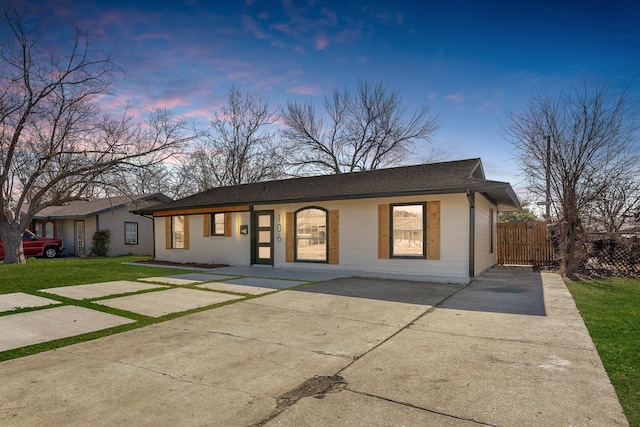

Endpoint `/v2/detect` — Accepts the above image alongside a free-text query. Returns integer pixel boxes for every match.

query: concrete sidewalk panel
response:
[139,273,238,284]
[0,306,135,352]
[540,271,581,308]
[265,389,481,426]
[197,282,275,295]
[223,277,308,289]
[342,328,628,427]
[0,293,61,312]
[95,288,243,317]
[42,281,166,300]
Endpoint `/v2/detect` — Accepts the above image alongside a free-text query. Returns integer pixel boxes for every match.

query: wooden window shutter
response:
[183,216,190,250]
[427,201,441,260]
[203,214,211,237]
[285,212,294,262]
[165,217,171,250]
[224,213,232,237]
[378,204,390,259]
[328,210,339,264]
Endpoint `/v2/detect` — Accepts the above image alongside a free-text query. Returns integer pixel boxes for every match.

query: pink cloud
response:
[314,35,329,50]
[271,22,294,35]
[242,14,270,40]
[287,85,321,96]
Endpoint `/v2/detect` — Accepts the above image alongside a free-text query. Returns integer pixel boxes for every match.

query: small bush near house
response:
[90,229,111,257]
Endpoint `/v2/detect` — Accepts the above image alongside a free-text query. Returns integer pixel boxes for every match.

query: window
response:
[295,207,327,262]
[125,222,138,245]
[212,213,225,236]
[391,203,425,258]
[171,215,185,249]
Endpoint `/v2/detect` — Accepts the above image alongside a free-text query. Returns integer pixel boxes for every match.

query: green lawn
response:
[566,277,640,427]
[0,255,189,293]
[0,256,220,361]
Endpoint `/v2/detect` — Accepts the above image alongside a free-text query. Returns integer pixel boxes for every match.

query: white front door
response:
[75,220,85,255]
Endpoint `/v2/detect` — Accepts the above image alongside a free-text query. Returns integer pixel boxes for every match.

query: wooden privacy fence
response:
[497,221,555,266]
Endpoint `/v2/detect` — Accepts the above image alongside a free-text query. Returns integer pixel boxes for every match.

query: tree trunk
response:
[0,225,26,264]
[558,215,583,279]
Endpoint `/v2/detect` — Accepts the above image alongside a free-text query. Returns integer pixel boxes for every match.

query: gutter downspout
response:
[467,191,475,278]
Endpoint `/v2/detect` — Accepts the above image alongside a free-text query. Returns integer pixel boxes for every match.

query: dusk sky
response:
[10,0,640,199]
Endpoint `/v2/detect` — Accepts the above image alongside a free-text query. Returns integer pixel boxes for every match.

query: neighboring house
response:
[138,159,520,283]
[32,193,172,257]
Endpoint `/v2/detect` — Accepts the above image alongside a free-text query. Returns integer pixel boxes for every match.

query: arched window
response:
[295,207,327,262]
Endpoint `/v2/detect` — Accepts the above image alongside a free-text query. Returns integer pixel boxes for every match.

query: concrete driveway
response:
[0,267,627,426]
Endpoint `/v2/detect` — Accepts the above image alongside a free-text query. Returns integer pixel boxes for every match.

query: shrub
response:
[90,229,112,257]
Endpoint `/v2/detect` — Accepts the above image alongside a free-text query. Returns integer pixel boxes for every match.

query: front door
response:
[252,210,274,265]
[75,220,85,256]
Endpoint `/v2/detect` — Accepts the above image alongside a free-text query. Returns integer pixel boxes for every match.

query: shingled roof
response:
[36,193,172,219]
[142,158,520,214]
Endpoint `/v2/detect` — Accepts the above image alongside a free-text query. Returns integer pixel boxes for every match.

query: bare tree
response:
[281,80,439,174]
[179,86,284,192]
[0,8,189,263]
[588,173,640,234]
[506,83,639,278]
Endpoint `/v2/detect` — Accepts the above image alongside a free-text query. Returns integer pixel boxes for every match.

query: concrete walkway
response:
[0,267,628,426]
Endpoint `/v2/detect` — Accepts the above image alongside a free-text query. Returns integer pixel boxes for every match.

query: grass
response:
[0,255,189,293]
[0,255,244,361]
[566,277,640,427]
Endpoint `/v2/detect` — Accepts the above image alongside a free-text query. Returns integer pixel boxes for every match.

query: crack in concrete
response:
[347,388,499,426]
[245,299,411,328]
[62,349,259,398]
[249,283,471,426]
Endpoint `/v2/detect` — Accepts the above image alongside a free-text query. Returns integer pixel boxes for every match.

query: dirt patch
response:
[132,259,228,269]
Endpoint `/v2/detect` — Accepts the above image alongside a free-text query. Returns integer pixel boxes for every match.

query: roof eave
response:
[138,185,520,215]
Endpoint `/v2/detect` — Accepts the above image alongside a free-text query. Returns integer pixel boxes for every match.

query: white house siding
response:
[263,194,470,283]
[97,208,156,256]
[153,194,474,283]
[154,212,251,266]
[268,195,469,282]
[473,193,498,275]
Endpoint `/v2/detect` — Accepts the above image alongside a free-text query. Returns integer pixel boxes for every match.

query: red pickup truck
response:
[0,231,65,259]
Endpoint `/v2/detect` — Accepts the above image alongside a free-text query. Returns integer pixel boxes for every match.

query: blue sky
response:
[11,0,640,197]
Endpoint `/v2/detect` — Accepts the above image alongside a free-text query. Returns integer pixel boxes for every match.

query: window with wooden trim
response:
[212,213,225,236]
[171,215,186,249]
[391,203,426,258]
[295,207,327,262]
[125,222,138,245]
